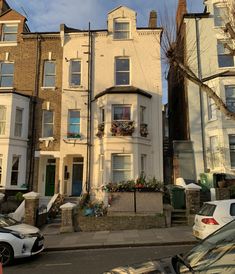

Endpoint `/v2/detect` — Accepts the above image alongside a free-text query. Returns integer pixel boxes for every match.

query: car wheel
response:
[0,243,14,266]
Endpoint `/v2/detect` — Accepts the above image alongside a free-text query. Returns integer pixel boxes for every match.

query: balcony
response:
[140,123,149,137]
[96,122,105,138]
[110,120,135,136]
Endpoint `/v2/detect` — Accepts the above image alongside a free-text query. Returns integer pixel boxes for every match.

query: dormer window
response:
[2,24,18,42]
[114,21,130,39]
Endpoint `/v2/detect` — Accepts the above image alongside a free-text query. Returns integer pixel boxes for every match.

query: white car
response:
[0,215,44,266]
[193,199,235,240]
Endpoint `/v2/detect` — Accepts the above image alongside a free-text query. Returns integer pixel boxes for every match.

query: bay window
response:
[14,108,23,137]
[112,154,131,182]
[113,105,131,121]
[0,106,6,135]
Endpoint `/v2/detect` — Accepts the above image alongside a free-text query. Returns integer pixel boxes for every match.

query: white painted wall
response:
[0,93,29,189]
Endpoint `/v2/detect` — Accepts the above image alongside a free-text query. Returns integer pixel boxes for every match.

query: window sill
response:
[0,87,13,90]
[113,38,133,41]
[0,41,17,47]
[207,118,218,123]
[41,87,56,90]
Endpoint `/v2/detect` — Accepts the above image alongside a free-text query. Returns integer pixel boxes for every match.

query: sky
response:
[7,0,205,103]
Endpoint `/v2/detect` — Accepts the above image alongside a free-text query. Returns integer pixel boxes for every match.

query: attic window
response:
[114,21,130,39]
[1,24,18,42]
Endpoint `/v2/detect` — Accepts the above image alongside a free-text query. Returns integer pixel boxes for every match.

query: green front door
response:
[45,164,55,196]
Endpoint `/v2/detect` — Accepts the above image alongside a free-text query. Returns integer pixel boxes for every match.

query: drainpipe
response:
[195,18,207,172]
[27,33,41,190]
[86,23,92,193]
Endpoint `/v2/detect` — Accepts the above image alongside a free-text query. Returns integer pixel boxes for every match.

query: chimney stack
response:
[148,10,157,28]
[176,0,187,31]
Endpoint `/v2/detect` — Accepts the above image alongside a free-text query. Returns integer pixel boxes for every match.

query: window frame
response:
[0,105,6,135]
[0,154,2,186]
[42,110,54,138]
[68,109,81,138]
[113,105,131,121]
[1,24,18,42]
[14,107,23,137]
[140,154,147,176]
[209,136,220,169]
[229,135,235,168]
[0,62,14,87]
[217,41,234,68]
[113,20,130,40]
[207,96,217,121]
[213,4,228,27]
[11,155,20,186]
[115,57,130,86]
[70,59,81,87]
[43,60,56,88]
[112,154,132,183]
[225,85,235,112]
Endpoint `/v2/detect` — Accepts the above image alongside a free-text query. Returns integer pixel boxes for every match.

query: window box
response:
[67,132,81,139]
[111,120,135,136]
[96,122,105,138]
[140,123,148,137]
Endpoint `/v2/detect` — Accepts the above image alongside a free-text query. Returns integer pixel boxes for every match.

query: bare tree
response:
[162,0,235,120]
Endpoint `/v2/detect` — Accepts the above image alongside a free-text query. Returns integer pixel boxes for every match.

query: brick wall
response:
[78,215,165,232]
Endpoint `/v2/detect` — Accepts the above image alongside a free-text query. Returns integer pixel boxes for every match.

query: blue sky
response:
[7,0,205,103]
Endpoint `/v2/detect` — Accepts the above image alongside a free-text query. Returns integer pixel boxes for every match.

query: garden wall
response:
[77,214,165,232]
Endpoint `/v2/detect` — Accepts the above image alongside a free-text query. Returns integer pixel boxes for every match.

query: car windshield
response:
[0,215,18,227]
[179,220,235,273]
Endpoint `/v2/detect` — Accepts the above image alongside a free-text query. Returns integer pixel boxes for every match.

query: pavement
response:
[41,224,198,252]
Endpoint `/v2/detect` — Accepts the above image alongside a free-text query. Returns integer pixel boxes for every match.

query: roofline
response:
[184,12,210,19]
[94,87,152,100]
[0,90,31,99]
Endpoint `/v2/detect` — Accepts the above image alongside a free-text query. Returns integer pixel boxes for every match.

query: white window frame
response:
[0,105,6,135]
[1,24,18,42]
[112,154,132,183]
[225,85,235,112]
[68,109,81,138]
[112,105,131,121]
[217,40,234,68]
[229,135,235,168]
[11,155,20,186]
[113,20,130,40]
[140,154,147,176]
[140,106,146,124]
[115,57,130,86]
[208,96,217,121]
[213,3,228,27]
[210,136,220,169]
[43,60,56,88]
[0,62,14,87]
[70,59,81,87]
[42,110,54,138]
[14,107,23,137]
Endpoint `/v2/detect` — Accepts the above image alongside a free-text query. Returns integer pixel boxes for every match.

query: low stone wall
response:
[77,214,165,232]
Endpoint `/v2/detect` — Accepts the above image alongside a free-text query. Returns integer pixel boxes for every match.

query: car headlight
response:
[10,231,25,239]
[10,231,33,239]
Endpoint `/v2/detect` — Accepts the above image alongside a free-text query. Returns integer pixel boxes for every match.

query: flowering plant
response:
[110,121,135,136]
[102,176,163,192]
[96,122,105,138]
[67,132,81,138]
[140,123,148,137]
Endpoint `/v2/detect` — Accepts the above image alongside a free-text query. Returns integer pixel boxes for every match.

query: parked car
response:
[0,214,44,266]
[193,199,235,240]
[104,219,235,273]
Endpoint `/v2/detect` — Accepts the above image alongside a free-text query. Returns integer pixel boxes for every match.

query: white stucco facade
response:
[183,0,235,179]
[59,6,163,200]
[0,93,29,190]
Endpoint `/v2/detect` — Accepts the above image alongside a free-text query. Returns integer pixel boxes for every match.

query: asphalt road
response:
[4,245,193,274]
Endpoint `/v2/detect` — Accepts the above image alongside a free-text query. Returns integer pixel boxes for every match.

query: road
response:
[4,245,193,274]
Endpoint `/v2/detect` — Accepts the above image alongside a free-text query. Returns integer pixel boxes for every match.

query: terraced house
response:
[0,1,163,203]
